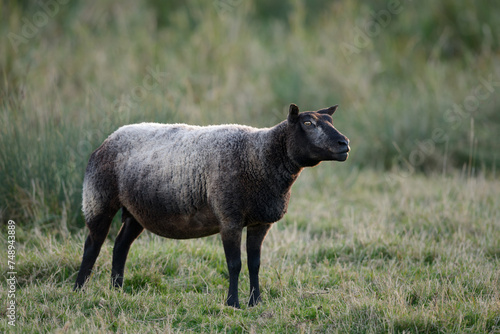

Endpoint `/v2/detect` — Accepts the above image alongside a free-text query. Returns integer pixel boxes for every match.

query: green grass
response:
[2,169,500,333]
[1,0,500,226]
[1,0,500,332]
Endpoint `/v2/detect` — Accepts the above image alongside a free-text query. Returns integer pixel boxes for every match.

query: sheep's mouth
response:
[333,152,349,161]
[332,148,350,161]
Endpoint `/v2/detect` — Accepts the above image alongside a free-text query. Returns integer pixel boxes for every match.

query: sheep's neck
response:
[261,122,303,191]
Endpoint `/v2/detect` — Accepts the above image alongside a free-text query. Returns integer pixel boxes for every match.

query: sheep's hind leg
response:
[74,210,117,290]
[111,208,144,288]
[246,224,272,307]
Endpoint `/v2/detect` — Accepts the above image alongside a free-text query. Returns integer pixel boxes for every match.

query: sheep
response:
[74,103,350,308]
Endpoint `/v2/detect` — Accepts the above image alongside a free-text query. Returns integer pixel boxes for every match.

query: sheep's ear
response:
[317,105,338,116]
[288,103,300,123]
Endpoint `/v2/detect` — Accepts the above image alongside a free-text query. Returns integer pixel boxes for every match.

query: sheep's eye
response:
[304,121,312,126]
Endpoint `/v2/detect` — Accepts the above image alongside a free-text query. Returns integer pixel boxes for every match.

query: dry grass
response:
[1,0,500,332]
[3,168,500,333]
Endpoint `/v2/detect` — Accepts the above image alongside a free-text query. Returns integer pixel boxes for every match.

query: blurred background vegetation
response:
[1,0,499,230]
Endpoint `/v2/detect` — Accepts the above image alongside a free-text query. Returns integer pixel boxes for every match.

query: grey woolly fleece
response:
[82,121,301,239]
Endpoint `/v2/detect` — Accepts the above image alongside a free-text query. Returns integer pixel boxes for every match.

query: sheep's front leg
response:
[221,227,242,308]
[247,224,272,307]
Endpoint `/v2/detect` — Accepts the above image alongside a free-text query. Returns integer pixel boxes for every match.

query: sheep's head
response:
[287,103,350,167]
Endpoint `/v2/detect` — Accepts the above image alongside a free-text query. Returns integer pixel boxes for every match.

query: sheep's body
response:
[75,104,350,308]
[83,122,297,239]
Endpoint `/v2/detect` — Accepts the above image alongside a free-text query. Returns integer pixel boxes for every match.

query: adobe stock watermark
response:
[6,220,17,327]
[386,72,500,184]
[59,63,167,202]
[7,0,69,53]
[66,65,169,164]
[111,65,169,114]
[214,0,244,20]
[340,0,412,63]
[442,74,500,130]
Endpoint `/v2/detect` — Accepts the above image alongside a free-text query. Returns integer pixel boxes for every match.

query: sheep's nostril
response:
[336,138,350,153]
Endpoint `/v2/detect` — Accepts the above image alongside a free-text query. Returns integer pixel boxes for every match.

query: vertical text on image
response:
[7,220,17,327]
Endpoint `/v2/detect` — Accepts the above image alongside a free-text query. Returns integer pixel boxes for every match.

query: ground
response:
[4,167,499,333]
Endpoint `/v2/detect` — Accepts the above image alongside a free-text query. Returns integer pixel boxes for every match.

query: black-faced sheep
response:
[74,103,350,308]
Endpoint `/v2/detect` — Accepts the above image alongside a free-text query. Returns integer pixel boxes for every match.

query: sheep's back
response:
[107,123,259,218]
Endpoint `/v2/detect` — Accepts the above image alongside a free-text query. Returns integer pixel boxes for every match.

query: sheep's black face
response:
[287,104,350,167]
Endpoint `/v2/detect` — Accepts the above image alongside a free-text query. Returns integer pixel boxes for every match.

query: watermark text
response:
[6,220,17,327]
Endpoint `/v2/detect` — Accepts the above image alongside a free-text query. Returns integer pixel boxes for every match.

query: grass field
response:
[3,168,500,332]
[1,0,500,332]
